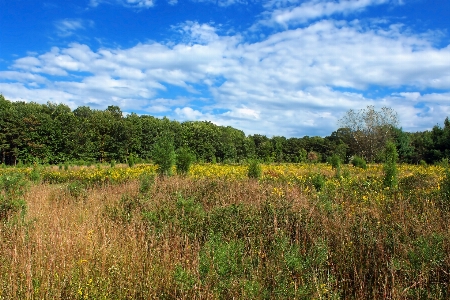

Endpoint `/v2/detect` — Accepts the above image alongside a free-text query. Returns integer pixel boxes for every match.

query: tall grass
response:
[0,169,449,299]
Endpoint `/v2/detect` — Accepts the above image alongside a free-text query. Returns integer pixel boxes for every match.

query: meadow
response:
[0,162,449,299]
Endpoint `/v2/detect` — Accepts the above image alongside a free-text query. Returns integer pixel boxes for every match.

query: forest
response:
[1,94,449,166]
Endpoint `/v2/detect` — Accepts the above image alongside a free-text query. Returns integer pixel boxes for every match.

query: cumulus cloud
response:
[1,9,450,136]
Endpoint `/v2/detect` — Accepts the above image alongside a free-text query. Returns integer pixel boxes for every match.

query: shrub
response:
[153,134,176,177]
[329,154,341,178]
[383,142,398,190]
[29,165,42,183]
[352,156,367,169]
[439,168,450,212]
[0,173,28,222]
[247,160,262,179]
[176,147,195,175]
[127,155,135,168]
[66,181,87,201]
[139,172,155,194]
[311,173,326,191]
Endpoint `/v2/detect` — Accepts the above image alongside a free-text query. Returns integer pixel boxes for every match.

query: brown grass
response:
[1,176,449,299]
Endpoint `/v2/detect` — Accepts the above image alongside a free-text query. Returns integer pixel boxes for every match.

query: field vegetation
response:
[1,161,449,299]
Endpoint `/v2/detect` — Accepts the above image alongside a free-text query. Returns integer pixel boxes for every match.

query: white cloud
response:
[257,0,397,29]
[54,19,94,37]
[89,0,154,8]
[190,0,248,7]
[2,14,450,136]
[175,107,204,120]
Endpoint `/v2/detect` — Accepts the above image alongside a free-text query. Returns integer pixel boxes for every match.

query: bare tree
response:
[339,106,399,162]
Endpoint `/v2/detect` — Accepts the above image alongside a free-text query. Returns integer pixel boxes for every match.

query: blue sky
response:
[1,0,449,137]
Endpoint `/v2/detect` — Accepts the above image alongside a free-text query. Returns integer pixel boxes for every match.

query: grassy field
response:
[0,163,449,299]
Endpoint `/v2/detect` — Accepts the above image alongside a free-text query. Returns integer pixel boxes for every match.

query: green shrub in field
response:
[173,264,197,293]
[152,134,176,177]
[29,165,42,183]
[176,147,195,175]
[351,156,367,169]
[199,234,247,295]
[127,155,135,168]
[383,142,398,190]
[247,159,262,179]
[0,173,28,222]
[439,167,450,212]
[66,181,87,201]
[329,154,341,178]
[311,173,326,192]
[139,172,155,195]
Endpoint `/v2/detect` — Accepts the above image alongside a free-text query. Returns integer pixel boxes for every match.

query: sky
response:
[0,0,449,137]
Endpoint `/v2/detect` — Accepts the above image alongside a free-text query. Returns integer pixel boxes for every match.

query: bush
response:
[247,160,262,179]
[153,134,176,177]
[127,155,135,168]
[439,168,450,212]
[29,165,42,183]
[352,156,367,169]
[383,142,398,190]
[311,173,326,192]
[176,147,195,175]
[0,173,28,222]
[329,154,341,178]
[139,172,155,194]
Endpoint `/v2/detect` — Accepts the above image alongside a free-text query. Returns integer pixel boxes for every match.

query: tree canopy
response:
[0,95,448,166]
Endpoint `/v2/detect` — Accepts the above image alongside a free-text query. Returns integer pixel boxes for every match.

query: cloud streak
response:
[54,19,94,37]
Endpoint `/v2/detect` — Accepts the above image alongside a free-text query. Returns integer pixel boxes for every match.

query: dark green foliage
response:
[383,142,398,190]
[0,96,448,166]
[329,154,341,178]
[127,155,135,168]
[139,172,155,195]
[172,265,197,293]
[29,164,42,183]
[152,134,176,177]
[352,155,367,169]
[310,173,326,191]
[0,173,28,222]
[439,167,450,212]
[247,159,262,179]
[176,147,195,175]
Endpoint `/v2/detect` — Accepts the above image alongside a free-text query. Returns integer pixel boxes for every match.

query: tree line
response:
[0,95,448,166]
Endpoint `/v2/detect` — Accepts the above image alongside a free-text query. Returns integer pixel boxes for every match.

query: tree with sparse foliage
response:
[339,106,398,162]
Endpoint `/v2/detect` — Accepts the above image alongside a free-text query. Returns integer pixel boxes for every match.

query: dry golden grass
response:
[1,174,449,299]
